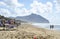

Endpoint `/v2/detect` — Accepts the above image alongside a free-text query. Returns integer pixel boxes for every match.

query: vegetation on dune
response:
[0,15,11,20]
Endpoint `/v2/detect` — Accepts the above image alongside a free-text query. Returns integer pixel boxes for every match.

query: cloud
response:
[54,0,60,13]
[15,8,31,16]
[0,0,28,16]
[11,0,24,7]
[1,0,33,17]
[2,0,24,7]
[30,1,53,14]
[0,1,6,5]
[30,0,53,21]
[0,1,7,7]
[0,0,53,17]
[50,0,60,24]
[0,8,11,17]
[0,0,60,24]
[30,0,60,24]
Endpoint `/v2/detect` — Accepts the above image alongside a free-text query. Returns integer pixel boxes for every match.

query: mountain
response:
[15,14,49,23]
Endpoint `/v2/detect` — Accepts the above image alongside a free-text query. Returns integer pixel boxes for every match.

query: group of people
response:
[0,19,17,28]
[50,25,54,29]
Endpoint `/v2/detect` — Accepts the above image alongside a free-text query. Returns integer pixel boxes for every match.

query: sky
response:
[0,0,60,24]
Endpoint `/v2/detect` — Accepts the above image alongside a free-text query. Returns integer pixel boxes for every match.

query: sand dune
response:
[0,23,60,39]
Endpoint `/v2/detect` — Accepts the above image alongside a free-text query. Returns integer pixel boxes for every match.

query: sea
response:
[32,23,60,31]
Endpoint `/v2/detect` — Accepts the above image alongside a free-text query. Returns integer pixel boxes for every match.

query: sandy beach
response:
[0,23,60,39]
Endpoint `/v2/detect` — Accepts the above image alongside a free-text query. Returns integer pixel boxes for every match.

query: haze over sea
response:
[32,23,60,31]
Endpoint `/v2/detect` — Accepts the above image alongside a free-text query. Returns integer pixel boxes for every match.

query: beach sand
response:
[0,23,60,39]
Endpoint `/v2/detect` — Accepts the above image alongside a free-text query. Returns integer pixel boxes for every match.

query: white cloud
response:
[12,0,24,7]
[30,0,53,22]
[55,0,60,13]
[8,0,31,16]
[0,0,60,24]
[15,8,31,16]
[30,0,60,24]
[0,1,7,6]
[0,8,11,17]
[30,1,53,14]
[0,0,28,17]
[0,0,53,17]
[54,0,60,13]
[46,2,53,13]
[49,0,60,24]
[2,0,24,7]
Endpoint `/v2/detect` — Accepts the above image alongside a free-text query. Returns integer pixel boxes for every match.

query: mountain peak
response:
[30,13,39,16]
[16,13,49,23]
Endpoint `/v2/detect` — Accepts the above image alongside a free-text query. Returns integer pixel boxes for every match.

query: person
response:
[0,19,2,27]
[7,20,11,24]
[0,21,2,26]
[1,19,6,30]
[50,25,54,29]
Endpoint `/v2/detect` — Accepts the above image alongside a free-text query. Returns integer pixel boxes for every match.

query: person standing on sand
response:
[50,25,54,30]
